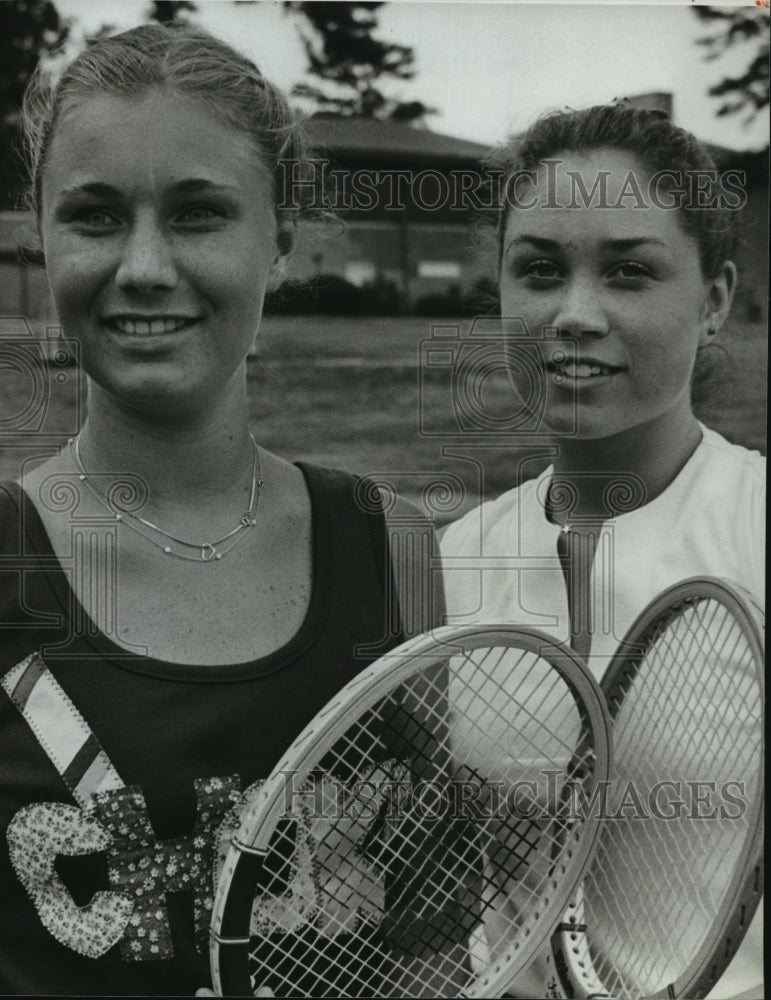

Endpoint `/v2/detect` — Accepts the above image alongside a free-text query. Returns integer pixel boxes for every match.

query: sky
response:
[53,0,770,152]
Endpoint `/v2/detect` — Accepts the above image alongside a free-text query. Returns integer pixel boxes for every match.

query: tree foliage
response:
[147,1,196,24]
[287,1,434,122]
[0,0,202,210]
[0,0,68,209]
[693,5,769,123]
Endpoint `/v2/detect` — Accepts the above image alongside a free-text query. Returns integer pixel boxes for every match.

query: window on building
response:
[417,261,462,280]
[344,262,376,286]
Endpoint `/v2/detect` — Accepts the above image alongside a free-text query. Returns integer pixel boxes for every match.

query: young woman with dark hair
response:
[441,104,764,999]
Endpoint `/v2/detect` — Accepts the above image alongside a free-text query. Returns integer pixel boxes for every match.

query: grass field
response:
[1,313,766,518]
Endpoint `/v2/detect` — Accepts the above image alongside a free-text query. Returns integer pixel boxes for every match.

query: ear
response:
[699,260,737,347]
[267,219,296,292]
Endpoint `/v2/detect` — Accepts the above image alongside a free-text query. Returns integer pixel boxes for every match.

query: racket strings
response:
[251,921,396,997]
[577,597,763,1000]
[244,642,604,997]
[645,607,759,770]
[451,647,587,762]
[248,809,411,996]
[245,717,471,991]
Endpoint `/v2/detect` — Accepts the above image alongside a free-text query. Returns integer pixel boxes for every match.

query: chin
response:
[536,410,584,439]
[98,376,205,418]
[538,400,644,441]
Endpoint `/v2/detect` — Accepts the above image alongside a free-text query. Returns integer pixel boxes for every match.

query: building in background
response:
[0,215,52,326]
[0,96,767,319]
[292,115,493,309]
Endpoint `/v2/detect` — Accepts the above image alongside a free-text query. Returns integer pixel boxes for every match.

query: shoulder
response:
[698,426,765,481]
[0,483,28,653]
[686,428,765,600]
[294,461,404,524]
[299,463,434,528]
[296,460,359,496]
[0,482,23,548]
[440,476,541,557]
[691,427,765,513]
[337,475,443,636]
[0,481,22,507]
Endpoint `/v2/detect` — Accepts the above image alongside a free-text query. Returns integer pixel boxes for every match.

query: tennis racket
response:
[210,624,612,998]
[550,577,764,1000]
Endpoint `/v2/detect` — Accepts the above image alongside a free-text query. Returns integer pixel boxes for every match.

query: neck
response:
[76,381,256,509]
[549,405,702,520]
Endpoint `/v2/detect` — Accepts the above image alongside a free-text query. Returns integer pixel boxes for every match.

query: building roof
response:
[302,115,491,165]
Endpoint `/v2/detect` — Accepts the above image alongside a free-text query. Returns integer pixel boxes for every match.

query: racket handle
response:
[549,922,617,1000]
[211,847,266,996]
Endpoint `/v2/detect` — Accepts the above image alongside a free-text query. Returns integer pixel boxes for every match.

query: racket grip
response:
[212,846,266,996]
[549,922,617,1000]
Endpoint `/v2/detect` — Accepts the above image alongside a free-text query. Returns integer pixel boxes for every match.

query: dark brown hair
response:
[491,102,738,279]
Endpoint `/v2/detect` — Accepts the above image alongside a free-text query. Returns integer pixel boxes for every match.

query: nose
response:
[115,216,178,293]
[552,277,610,338]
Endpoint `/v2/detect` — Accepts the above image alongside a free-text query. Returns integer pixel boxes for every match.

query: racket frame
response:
[551,577,765,1000]
[210,623,612,998]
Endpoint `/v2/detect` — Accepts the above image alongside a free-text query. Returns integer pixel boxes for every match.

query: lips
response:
[106,316,196,336]
[547,357,623,380]
[556,361,617,378]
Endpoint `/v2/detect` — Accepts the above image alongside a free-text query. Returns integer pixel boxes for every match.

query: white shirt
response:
[441,426,765,999]
[442,425,764,671]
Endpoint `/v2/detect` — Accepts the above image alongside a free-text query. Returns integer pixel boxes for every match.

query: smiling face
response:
[499,148,734,442]
[39,89,293,417]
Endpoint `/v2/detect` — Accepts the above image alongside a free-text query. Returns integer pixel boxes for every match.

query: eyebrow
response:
[58,182,120,200]
[169,178,240,195]
[57,178,240,199]
[505,235,559,253]
[505,235,669,254]
[602,237,668,251]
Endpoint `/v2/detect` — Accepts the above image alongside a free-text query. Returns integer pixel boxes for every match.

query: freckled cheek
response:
[46,277,89,328]
[203,272,266,327]
[500,290,547,332]
[46,250,110,318]
[202,241,274,295]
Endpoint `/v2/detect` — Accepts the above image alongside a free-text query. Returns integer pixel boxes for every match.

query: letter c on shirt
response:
[7,801,133,958]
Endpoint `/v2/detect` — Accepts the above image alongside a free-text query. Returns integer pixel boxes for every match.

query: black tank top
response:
[0,464,406,996]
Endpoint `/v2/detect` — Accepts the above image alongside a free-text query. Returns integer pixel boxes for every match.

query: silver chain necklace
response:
[68,435,264,562]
